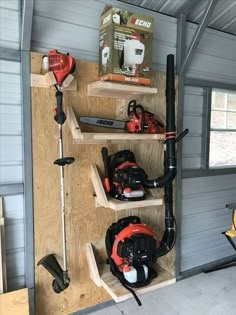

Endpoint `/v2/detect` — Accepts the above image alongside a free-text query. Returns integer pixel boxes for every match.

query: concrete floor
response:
[88,267,236,315]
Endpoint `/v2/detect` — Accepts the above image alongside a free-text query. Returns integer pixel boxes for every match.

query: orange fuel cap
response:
[123,265,130,272]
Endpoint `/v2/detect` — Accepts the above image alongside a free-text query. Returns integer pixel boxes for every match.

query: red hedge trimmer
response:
[37,49,75,293]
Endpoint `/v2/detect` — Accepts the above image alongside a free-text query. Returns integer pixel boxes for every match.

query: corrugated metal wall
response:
[182,86,204,170]
[0,61,23,184]
[30,0,236,274]
[0,0,20,50]
[186,22,236,84]
[32,0,177,71]
[181,25,236,272]
[0,0,25,290]
[181,175,236,271]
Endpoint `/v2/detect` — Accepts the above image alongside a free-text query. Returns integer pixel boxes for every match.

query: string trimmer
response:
[37,49,75,293]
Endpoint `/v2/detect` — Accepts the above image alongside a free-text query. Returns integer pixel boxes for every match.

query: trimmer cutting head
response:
[37,254,70,293]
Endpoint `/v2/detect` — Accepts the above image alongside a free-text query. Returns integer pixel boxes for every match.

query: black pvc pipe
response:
[143,54,176,189]
[145,54,177,258]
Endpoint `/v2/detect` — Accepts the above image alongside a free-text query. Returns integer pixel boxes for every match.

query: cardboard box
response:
[99,6,154,85]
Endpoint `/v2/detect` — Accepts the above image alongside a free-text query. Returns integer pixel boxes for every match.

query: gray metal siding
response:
[182,86,203,169]
[32,0,177,71]
[181,175,236,271]
[3,194,25,290]
[0,0,20,49]
[0,60,23,184]
[186,23,236,84]
[118,0,236,36]
[180,25,236,271]
[0,193,25,291]
[0,0,24,292]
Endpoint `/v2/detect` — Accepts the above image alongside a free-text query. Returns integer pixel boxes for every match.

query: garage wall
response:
[31,0,236,275]
[181,25,236,272]
[186,22,236,84]
[0,0,25,291]
[182,86,204,170]
[0,0,20,50]
[0,60,23,184]
[181,175,236,271]
[31,0,177,72]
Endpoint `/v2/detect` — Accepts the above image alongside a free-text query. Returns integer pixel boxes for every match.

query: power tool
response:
[104,55,189,306]
[38,49,76,294]
[106,216,159,306]
[80,100,165,134]
[101,147,147,201]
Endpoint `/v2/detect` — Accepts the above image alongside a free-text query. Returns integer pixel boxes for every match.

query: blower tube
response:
[145,54,177,257]
[143,54,176,189]
[156,153,176,258]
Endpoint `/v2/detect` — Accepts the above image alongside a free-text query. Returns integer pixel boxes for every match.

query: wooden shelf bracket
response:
[67,106,165,144]
[86,242,176,303]
[90,164,163,211]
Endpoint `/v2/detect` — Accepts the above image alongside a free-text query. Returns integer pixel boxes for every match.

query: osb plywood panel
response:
[32,52,116,315]
[31,52,177,315]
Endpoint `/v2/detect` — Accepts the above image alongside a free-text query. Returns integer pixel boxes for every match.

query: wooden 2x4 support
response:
[31,72,77,90]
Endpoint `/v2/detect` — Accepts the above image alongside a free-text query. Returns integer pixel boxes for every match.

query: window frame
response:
[182,78,236,178]
[208,88,236,169]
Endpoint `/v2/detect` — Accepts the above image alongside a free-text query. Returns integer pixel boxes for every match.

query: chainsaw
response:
[79,100,165,134]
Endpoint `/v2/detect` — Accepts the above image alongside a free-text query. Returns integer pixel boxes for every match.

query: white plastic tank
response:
[123,39,145,67]
[123,265,148,283]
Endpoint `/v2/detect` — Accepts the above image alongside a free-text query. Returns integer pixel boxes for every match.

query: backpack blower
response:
[104,54,189,305]
[37,50,76,293]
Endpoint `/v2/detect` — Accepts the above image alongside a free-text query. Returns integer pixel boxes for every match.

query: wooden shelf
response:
[86,243,176,303]
[90,164,163,211]
[67,106,165,144]
[87,81,157,100]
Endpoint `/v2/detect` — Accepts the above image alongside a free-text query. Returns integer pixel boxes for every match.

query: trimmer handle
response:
[101,147,110,192]
[54,90,66,125]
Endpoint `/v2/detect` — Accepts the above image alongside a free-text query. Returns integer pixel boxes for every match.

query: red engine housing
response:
[48,49,75,85]
[111,223,159,272]
[125,112,165,134]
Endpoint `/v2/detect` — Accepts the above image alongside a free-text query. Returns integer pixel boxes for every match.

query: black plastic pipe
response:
[143,54,176,189]
[144,54,177,257]
[155,152,176,258]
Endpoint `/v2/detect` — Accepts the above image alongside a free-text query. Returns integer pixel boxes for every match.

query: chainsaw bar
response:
[79,116,126,130]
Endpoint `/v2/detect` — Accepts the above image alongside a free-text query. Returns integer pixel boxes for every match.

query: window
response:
[209,89,236,168]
